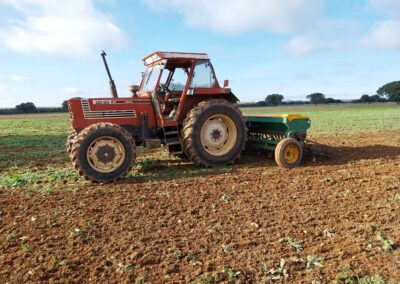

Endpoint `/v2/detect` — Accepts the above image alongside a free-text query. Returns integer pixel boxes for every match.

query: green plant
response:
[188,252,201,266]
[174,249,183,259]
[49,254,57,266]
[262,258,288,280]
[21,243,32,253]
[336,265,358,284]
[376,234,394,254]
[221,244,234,254]
[1,171,39,188]
[6,232,17,243]
[222,267,241,280]
[136,274,147,284]
[192,272,220,284]
[322,177,336,186]
[43,188,56,196]
[339,189,353,197]
[279,237,303,252]
[220,194,232,202]
[359,275,386,284]
[323,228,335,238]
[306,255,324,271]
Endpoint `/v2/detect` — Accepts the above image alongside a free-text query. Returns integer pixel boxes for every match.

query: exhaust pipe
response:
[101,51,118,98]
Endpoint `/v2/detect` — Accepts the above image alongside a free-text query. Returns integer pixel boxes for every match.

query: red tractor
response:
[67,51,248,182]
[67,51,311,182]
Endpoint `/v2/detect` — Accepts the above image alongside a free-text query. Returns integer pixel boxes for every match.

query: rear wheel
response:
[70,123,136,182]
[182,99,246,166]
[275,138,303,168]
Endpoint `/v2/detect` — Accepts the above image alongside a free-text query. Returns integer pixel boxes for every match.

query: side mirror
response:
[223,80,229,88]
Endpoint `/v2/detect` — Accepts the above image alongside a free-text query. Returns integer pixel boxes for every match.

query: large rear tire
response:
[70,123,136,182]
[182,99,246,166]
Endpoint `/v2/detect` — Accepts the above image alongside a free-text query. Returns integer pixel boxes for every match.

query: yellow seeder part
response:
[249,114,309,122]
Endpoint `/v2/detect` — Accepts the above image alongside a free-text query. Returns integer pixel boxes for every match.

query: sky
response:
[0,0,400,107]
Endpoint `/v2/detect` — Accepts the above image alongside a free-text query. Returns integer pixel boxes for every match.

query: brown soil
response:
[1,132,400,283]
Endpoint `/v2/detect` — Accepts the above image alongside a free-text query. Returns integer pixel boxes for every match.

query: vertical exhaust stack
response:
[101,51,118,98]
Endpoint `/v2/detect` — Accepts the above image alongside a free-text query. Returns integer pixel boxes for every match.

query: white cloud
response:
[9,73,28,82]
[143,0,321,34]
[362,20,400,50]
[59,87,81,95]
[0,83,12,95]
[0,84,7,93]
[0,0,127,57]
[368,0,400,15]
[283,36,315,57]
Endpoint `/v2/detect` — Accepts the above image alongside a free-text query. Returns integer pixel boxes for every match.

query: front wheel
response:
[274,138,303,169]
[66,130,76,155]
[70,123,136,182]
[182,99,247,166]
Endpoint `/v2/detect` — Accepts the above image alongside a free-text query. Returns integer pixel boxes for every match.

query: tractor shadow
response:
[121,158,236,185]
[302,144,400,166]
[120,143,400,184]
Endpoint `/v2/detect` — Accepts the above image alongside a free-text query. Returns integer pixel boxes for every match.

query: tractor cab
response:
[139,52,221,121]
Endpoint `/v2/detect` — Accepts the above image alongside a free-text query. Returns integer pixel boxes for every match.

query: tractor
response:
[67,51,311,182]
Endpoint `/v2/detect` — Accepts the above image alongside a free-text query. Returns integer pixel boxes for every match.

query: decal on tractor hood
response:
[92,100,144,105]
[81,99,137,119]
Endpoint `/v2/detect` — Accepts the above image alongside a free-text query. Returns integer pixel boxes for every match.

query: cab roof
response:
[143,51,209,66]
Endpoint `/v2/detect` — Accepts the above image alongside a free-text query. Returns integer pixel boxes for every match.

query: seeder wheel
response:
[275,138,303,169]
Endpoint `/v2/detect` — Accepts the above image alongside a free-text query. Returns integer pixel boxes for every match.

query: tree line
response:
[0,81,399,114]
[0,101,68,115]
[239,80,400,107]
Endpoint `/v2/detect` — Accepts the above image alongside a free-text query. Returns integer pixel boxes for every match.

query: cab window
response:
[169,68,188,91]
[190,60,217,88]
[141,64,163,91]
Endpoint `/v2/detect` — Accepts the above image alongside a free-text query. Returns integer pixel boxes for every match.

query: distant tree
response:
[265,94,284,106]
[359,94,372,103]
[359,94,388,103]
[377,81,400,104]
[306,93,326,105]
[255,101,267,107]
[324,97,342,104]
[370,95,380,103]
[372,94,388,103]
[15,102,37,113]
[61,100,69,112]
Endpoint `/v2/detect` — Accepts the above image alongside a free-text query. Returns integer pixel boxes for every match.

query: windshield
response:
[141,63,164,91]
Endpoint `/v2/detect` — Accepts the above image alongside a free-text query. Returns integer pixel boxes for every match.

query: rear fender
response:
[177,93,240,124]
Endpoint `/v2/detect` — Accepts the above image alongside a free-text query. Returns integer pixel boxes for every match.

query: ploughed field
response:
[0,104,399,283]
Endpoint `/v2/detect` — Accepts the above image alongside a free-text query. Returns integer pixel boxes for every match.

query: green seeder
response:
[244,114,311,168]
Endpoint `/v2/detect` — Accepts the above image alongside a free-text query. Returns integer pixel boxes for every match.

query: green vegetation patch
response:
[0,115,70,169]
[242,103,400,136]
[0,165,86,193]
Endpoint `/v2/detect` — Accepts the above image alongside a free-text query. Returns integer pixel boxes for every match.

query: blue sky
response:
[0,0,399,107]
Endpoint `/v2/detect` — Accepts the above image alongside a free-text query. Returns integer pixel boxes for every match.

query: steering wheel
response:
[158,83,171,93]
